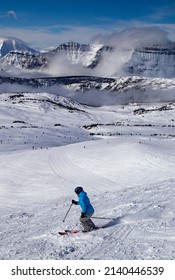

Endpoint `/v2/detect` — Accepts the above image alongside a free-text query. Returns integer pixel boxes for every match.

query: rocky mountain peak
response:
[0,37,38,58]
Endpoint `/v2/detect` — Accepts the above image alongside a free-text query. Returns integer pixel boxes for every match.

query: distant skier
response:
[72,186,96,232]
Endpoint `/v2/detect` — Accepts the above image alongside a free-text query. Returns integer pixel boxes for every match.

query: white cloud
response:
[46,52,90,76]
[0,25,109,49]
[7,10,17,20]
[93,27,170,47]
[0,20,174,50]
[89,26,175,77]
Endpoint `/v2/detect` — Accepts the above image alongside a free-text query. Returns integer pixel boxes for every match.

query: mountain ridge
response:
[0,37,175,78]
[0,37,38,57]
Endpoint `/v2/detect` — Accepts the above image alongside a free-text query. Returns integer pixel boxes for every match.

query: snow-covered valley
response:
[0,84,175,260]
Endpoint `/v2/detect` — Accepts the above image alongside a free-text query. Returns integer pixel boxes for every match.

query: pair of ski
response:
[58,229,81,235]
[59,226,103,235]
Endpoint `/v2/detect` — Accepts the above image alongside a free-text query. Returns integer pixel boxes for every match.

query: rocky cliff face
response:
[125,45,175,78]
[44,41,105,67]
[0,51,47,70]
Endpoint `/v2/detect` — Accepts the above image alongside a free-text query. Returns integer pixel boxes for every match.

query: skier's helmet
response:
[75,186,83,195]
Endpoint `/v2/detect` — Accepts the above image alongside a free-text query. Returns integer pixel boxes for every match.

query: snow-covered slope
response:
[0,75,175,107]
[0,88,175,260]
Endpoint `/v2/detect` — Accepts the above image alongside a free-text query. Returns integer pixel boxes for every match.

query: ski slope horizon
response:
[0,85,175,260]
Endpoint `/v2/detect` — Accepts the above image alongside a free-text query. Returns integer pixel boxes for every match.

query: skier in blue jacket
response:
[72,186,96,232]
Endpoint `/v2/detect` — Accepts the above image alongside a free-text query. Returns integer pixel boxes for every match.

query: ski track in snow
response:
[0,92,175,260]
[81,224,136,260]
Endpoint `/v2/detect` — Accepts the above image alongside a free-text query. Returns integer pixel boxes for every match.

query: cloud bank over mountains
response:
[92,27,171,48]
[0,27,175,78]
[46,27,175,78]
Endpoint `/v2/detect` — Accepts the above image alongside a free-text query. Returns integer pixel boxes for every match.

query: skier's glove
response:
[81,213,86,218]
[72,199,78,205]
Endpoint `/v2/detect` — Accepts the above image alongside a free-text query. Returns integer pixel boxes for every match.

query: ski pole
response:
[92,216,116,221]
[63,203,73,222]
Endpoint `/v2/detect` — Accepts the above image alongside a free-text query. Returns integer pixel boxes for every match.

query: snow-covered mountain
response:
[42,41,175,78]
[43,41,111,68]
[125,45,175,78]
[0,37,38,58]
[0,51,47,70]
[0,37,175,78]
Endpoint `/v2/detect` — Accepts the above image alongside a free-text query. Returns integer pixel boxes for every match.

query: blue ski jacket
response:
[77,191,94,215]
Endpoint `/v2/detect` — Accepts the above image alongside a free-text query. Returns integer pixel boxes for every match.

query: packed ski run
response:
[0,86,175,260]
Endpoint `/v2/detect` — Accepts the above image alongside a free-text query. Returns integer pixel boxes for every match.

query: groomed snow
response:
[0,91,175,260]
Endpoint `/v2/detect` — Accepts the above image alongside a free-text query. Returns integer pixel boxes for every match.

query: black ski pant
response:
[80,213,95,232]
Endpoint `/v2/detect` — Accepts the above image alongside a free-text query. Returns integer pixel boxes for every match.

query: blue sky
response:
[0,0,175,48]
